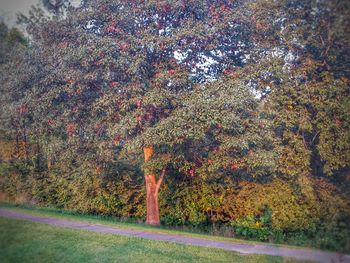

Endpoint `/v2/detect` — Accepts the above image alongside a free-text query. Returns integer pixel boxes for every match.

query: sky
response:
[0,0,40,26]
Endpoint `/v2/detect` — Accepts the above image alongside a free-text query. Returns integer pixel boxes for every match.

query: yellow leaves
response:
[231,176,350,232]
[252,221,263,229]
[255,21,268,31]
[340,76,349,85]
[304,58,315,67]
[297,173,316,202]
[0,139,15,162]
[233,180,313,231]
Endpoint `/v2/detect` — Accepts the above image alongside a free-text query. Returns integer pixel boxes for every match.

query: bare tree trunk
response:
[47,157,52,171]
[145,173,160,225]
[143,146,165,225]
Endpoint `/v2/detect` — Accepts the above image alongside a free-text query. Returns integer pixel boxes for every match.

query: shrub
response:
[231,207,272,241]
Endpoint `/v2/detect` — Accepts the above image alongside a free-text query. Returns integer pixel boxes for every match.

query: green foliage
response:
[0,0,349,253]
[231,208,272,241]
[0,22,27,64]
[1,154,349,252]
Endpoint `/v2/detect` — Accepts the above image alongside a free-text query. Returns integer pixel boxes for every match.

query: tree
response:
[12,0,279,225]
[236,0,350,202]
[2,0,348,228]
[42,0,71,15]
[0,22,29,163]
[245,0,350,175]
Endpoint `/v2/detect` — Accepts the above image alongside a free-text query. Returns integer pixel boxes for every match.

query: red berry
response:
[111,81,118,88]
[146,112,153,120]
[66,123,76,136]
[19,104,27,114]
[159,42,164,50]
[335,116,341,127]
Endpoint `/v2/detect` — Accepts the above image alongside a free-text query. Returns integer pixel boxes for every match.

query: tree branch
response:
[155,168,166,194]
[310,131,320,145]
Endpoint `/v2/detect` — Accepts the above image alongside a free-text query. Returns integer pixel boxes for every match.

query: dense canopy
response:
[0,0,349,252]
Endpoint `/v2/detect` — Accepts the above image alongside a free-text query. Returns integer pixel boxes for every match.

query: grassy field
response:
[0,203,303,249]
[0,216,304,263]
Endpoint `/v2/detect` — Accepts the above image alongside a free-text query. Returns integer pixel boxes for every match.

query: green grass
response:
[0,203,305,250]
[0,217,304,263]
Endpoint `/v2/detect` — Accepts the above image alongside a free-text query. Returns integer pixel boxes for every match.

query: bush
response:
[231,208,272,241]
[1,160,349,252]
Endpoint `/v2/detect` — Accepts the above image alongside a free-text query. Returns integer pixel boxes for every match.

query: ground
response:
[0,216,297,263]
[1,204,349,262]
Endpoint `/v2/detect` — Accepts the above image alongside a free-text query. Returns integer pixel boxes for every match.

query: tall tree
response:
[0,22,28,162]
[3,0,348,226]
[14,0,278,225]
[238,0,350,199]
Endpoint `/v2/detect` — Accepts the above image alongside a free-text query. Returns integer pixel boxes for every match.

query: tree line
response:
[0,0,349,252]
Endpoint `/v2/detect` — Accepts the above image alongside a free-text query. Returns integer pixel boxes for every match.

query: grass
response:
[0,216,304,263]
[0,202,303,249]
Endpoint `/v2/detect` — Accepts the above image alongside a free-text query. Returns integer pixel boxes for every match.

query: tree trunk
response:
[47,156,52,171]
[36,141,41,170]
[143,146,165,226]
[145,173,160,225]
[22,125,29,162]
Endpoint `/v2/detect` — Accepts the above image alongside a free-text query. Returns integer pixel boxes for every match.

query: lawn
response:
[0,203,301,249]
[0,217,302,263]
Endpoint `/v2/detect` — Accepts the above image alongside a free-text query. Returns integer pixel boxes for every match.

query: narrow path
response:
[0,209,349,263]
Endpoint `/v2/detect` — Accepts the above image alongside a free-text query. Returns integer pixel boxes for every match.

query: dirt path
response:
[1,209,349,263]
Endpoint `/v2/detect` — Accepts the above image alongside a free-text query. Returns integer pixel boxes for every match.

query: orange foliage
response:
[0,140,15,161]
